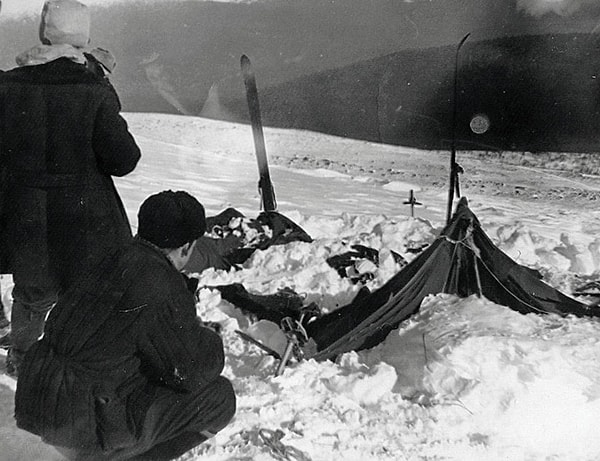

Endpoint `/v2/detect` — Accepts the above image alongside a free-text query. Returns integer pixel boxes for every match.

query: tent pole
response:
[446,33,471,225]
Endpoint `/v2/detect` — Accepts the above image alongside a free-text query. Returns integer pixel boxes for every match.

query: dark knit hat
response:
[138,190,206,249]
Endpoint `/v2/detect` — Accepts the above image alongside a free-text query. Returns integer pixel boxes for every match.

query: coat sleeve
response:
[136,283,226,393]
[92,85,141,177]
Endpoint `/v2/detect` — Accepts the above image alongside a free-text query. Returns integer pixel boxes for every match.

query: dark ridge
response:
[219,33,600,153]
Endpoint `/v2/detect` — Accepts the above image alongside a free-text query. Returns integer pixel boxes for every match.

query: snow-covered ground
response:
[2,113,600,460]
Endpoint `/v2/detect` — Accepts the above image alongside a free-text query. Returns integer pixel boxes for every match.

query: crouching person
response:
[14,190,236,460]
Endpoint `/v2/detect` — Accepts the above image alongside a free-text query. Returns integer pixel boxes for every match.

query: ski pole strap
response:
[275,339,296,376]
[258,179,277,212]
[453,162,463,197]
[281,317,309,345]
[258,429,312,461]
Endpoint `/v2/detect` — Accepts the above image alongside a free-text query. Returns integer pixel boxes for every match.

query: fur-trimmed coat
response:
[0,57,140,288]
[15,238,226,452]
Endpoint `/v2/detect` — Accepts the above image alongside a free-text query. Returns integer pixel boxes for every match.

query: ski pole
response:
[241,54,278,212]
[446,33,471,225]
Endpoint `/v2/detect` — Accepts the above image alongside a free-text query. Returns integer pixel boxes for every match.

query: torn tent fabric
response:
[326,244,407,284]
[254,211,313,248]
[185,209,313,274]
[213,283,309,324]
[304,197,598,361]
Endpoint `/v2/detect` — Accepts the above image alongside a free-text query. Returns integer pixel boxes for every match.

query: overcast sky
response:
[1,0,597,22]
[1,0,118,18]
[3,0,599,20]
[0,0,229,19]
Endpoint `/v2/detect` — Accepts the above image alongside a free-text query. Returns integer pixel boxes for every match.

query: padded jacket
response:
[15,238,226,451]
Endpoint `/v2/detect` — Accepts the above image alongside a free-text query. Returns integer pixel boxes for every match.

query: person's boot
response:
[11,302,48,348]
[5,349,19,378]
[7,302,49,378]
[0,299,9,330]
[1,300,15,378]
[0,331,11,352]
[128,431,210,460]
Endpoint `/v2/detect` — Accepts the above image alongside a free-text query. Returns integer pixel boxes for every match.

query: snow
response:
[2,112,600,460]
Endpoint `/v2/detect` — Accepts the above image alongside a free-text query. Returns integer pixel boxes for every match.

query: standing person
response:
[15,190,236,460]
[0,0,7,333]
[0,0,141,376]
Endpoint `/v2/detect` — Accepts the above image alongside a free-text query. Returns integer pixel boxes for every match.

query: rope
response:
[474,256,549,315]
[441,223,549,314]
[465,233,483,297]
[442,241,459,294]
[441,223,474,294]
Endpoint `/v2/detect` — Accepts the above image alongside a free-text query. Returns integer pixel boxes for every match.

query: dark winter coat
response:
[0,57,140,288]
[15,238,226,451]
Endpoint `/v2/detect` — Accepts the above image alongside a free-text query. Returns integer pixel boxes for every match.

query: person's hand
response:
[200,320,222,335]
[182,274,200,294]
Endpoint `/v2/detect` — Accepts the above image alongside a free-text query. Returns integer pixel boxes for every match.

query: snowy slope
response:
[1,113,600,461]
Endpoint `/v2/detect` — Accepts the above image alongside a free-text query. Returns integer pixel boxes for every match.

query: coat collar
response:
[134,236,175,265]
[16,44,116,73]
[16,44,87,67]
[134,237,199,294]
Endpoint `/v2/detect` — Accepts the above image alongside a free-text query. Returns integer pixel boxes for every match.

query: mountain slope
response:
[215,33,600,153]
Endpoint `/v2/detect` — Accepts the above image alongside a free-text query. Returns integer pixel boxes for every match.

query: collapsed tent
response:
[304,197,599,361]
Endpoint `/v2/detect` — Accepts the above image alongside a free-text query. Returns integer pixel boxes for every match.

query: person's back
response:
[15,190,236,460]
[0,58,138,284]
[0,0,141,375]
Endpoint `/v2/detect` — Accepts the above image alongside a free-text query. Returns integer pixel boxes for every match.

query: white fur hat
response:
[39,0,90,48]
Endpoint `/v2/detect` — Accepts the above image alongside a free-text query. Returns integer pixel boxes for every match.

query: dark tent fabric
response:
[185,236,241,273]
[253,211,313,249]
[206,207,246,230]
[305,197,598,361]
[185,209,313,274]
[214,283,306,324]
